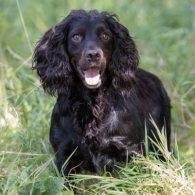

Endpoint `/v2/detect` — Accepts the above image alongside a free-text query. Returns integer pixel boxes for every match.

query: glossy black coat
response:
[33,10,171,175]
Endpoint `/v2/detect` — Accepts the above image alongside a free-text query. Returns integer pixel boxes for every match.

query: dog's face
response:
[67,17,113,89]
[33,10,139,95]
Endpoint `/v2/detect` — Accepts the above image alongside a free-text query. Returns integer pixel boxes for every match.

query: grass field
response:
[0,0,195,194]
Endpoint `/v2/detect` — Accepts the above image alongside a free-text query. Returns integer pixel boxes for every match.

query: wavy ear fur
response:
[32,17,73,95]
[105,14,139,96]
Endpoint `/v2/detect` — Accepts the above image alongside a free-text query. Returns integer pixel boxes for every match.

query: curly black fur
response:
[33,10,171,175]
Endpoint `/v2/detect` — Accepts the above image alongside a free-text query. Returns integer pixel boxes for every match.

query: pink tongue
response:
[84,69,99,78]
[83,69,100,86]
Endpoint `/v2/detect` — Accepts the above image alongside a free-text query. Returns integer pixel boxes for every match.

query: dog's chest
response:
[100,110,119,133]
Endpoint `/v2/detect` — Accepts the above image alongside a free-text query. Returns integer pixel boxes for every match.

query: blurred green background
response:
[0,0,195,194]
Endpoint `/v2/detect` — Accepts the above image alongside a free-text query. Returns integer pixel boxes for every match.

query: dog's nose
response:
[85,49,101,61]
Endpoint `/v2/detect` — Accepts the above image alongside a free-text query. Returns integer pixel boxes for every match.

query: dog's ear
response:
[32,16,73,96]
[105,14,139,96]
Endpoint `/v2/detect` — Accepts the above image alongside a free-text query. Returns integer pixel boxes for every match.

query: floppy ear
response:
[32,18,73,96]
[105,14,139,96]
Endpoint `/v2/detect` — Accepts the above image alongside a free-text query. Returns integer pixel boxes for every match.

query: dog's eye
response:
[72,34,82,43]
[100,33,110,41]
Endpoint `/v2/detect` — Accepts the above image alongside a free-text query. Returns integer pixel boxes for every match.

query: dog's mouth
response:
[82,68,102,88]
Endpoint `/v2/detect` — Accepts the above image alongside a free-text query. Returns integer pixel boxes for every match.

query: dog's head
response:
[33,10,139,95]
[66,11,113,89]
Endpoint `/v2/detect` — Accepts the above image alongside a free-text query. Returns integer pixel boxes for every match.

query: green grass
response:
[0,0,195,194]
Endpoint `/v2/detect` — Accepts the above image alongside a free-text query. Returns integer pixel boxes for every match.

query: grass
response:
[70,156,195,194]
[0,0,195,194]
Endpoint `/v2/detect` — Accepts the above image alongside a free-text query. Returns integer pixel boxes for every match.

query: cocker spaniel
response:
[33,10,171,175]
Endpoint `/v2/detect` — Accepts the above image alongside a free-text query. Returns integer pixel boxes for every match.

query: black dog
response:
[33,10,171,175]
